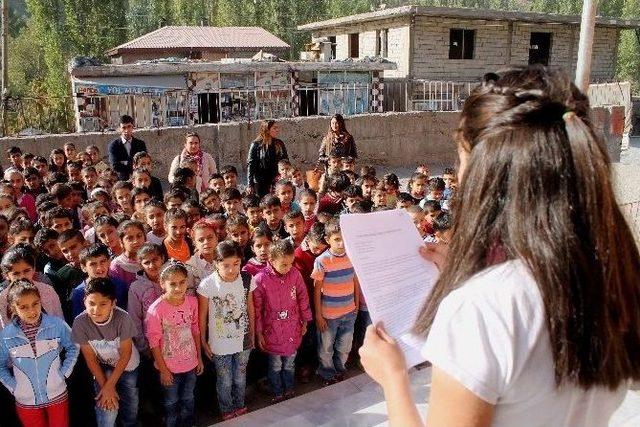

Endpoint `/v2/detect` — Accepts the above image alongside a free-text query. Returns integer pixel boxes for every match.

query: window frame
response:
[448,28,475,60]
[349,33,360,58]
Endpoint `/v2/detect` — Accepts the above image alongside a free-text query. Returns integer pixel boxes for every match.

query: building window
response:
[376,29,389,57]
[328,35,336,59]
[529,32,552,66]
[349,33,359,58]
[449,28,475,59]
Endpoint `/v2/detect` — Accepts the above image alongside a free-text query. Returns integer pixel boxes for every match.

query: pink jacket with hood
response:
[253,264,312,356]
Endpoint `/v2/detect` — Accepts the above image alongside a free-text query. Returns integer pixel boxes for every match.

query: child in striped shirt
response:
[311,218,360,385]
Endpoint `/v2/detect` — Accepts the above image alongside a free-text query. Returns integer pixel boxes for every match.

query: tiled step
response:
[214,367,640,427]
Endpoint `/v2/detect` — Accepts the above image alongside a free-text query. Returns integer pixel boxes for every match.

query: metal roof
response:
[107,26,291,56]
[297,5,640,31]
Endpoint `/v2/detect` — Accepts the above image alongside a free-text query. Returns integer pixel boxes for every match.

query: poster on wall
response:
[151,97,162,127]
[255,72,289,88]
[255,71,290,119]
[317,72,371,116]
[191,73,221,93]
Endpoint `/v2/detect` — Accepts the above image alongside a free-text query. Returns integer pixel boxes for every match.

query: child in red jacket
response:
[292,222,328,382]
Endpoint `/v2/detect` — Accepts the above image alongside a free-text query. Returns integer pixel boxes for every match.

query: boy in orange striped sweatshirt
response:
[311,218,360,385]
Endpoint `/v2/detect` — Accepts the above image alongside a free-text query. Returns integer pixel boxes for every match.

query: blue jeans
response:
[267,353,296,396]
[93,366,139,427]
[317,311,357,380]
[162,369,197,427]
[212,349,251,414]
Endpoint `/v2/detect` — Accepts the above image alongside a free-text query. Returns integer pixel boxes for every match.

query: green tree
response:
[4,0,640,134]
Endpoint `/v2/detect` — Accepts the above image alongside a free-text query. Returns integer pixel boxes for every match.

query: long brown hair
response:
[257,120,277,146]
[324,113,349,140]
[414,66,640,389]
[256,120,285,156]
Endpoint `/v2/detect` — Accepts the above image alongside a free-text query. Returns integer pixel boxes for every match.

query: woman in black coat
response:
[247,120,289,197]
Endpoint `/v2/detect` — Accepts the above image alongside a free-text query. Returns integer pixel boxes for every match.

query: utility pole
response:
[575,0,598,92]
[1,0,8,136]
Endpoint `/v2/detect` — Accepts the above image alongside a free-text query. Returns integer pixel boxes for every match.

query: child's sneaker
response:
[222,411,236,421]
[284,390,295,399]
[271,394,285,404]
[235,407,249,416]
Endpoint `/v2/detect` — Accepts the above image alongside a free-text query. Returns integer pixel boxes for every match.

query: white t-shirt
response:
[421,260,626,427]
[197,271,256,356]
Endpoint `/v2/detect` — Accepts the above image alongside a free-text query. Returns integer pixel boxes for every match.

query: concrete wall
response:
[0,112,461,180]
[0,107,623,183]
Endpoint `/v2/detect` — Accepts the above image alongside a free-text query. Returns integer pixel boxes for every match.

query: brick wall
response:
[312,15,620,82]
[360,30,378,57]
[335,34,349,59]
[590,27,620,82]
[311,16,412,77]
[411,17,620,81]
[386,26,411,78]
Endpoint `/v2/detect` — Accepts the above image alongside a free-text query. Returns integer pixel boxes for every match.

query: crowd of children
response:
[0,130,456,427]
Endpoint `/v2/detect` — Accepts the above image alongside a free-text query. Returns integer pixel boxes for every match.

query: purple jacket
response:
[253,264,312,356]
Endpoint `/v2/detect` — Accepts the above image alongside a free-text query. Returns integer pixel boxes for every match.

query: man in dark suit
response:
[108,115,148,181]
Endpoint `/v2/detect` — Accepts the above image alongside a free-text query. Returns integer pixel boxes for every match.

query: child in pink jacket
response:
[253,239,312,402]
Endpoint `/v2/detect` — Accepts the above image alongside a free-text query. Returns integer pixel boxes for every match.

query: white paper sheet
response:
[340,209,439,368]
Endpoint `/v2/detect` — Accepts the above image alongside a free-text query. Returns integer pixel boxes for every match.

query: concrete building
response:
[69,60,395,132]
[298,6,640,111]
[107,26,291,64]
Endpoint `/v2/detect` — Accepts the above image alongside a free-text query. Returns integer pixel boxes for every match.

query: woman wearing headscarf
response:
[168,132,217,193]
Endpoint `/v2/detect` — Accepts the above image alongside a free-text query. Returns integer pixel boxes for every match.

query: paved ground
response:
[621,136,640,165]
[212,367,640,427]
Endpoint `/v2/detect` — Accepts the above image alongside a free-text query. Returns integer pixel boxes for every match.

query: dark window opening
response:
[197,93,220,124]
[349,33,359,58]
[529,32,552,66]
[328,36,336,59]
[449,28,475,59]
[299,81,318,117]
[376,29,389,57]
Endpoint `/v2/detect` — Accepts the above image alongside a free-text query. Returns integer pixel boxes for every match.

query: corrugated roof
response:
[108,26,290,56]
[297,5,640,31]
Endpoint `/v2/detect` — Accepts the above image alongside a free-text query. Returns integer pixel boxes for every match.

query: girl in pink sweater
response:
[253,239,312,402]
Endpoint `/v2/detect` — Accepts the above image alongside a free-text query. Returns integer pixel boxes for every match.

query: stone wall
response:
[0,112,461,180]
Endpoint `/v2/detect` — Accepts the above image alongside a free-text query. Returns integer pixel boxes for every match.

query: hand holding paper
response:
[341,209,439,368]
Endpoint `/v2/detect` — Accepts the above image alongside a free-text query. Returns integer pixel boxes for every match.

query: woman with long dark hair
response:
[318,114,357,164]
[359,66,640,426]
[247,120,288,197]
